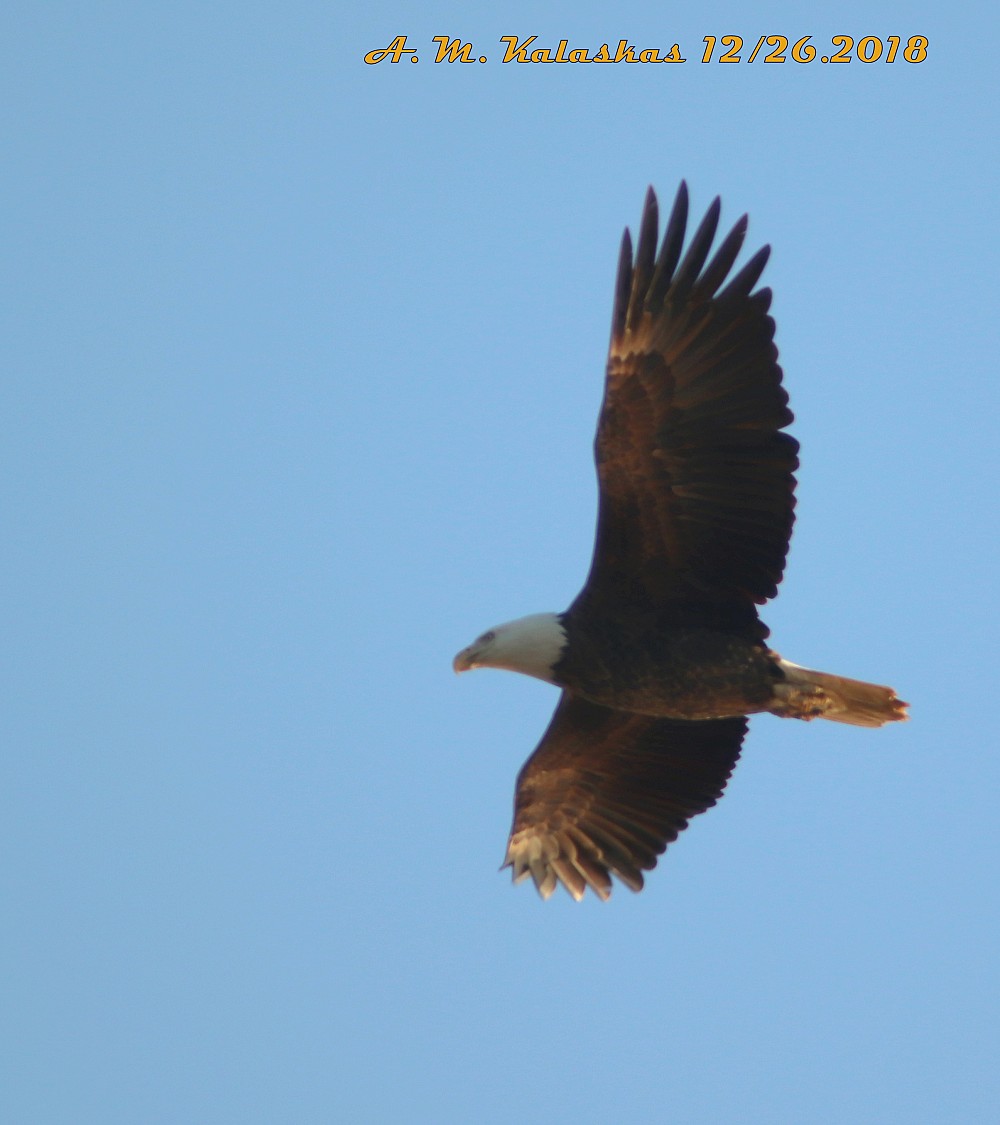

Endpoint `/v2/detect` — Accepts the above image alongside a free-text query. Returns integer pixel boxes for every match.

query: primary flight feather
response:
[454,184,907,901]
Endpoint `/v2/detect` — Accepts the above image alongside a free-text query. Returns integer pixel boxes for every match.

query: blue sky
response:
[4,2,999,1122]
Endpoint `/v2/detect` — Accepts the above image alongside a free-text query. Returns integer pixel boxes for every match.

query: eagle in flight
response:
[454,184,907,901]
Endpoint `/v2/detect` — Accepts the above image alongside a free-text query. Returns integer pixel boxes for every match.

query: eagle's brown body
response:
[454,184,908,901]
[555,620,777,721]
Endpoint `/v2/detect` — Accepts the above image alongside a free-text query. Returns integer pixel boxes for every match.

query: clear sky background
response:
[4,2,999,1122]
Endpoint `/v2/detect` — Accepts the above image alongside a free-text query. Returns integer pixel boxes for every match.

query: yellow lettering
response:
[499,35,537,63]
[432,36,475,63]
[364,35,416,65]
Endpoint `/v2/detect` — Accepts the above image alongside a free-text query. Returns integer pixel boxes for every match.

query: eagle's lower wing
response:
[579,183,799,629]
[504,692,747,900]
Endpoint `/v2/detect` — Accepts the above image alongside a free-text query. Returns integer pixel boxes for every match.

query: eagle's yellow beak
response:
[453,646,477,674]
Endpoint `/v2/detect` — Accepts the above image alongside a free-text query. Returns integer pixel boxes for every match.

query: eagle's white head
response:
[453,613,567,684]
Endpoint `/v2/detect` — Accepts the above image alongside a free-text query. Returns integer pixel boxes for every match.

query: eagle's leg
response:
[769,680,837,721]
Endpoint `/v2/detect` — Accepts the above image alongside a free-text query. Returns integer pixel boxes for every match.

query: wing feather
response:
[716,245,771,303]
[693,214,749,300]
[503,693,747,901]
[667,201,719,303]
[647,181,689,311]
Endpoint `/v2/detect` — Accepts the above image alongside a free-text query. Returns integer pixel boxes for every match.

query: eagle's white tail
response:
[774,660,909,727]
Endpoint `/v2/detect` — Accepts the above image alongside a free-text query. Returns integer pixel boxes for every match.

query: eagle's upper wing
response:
[577,184,799,630]
[504,692,747,900]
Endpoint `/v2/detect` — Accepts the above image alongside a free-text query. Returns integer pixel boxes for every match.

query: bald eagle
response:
[454,184,907,901]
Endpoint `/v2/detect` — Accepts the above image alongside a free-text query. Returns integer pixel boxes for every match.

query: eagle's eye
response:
[479,630,496,644]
